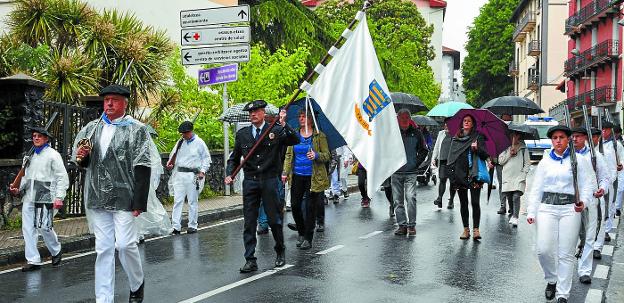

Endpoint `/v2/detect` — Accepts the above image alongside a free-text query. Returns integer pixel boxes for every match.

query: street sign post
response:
[180,5,249,28]
[181,44,250,66]
[181,26,250,46]
[198,64,238,86]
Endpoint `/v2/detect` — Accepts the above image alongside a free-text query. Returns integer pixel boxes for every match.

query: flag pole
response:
[227,0,374,180]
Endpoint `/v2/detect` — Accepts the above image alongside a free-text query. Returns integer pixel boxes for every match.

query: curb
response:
[606,215,623,302]
[0,204,243,267]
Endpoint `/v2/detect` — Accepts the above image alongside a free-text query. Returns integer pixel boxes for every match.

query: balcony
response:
[528,74,539,91]
[566,86,616,110]
[513,11,536,42]
[565,0,624,35]
[563,39,620,76]
[509,62,519,76]
[528,40,541,56]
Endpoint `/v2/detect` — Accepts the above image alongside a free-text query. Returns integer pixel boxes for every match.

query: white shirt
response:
[99,123,116,160]
[527,148,594,219]
[251,121,266,139]
[169,135,211,173]
[601,139,624,182]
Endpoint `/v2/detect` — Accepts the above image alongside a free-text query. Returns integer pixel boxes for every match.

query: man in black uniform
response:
[225,100,299,273]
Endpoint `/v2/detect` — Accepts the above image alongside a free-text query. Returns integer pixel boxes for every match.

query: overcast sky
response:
[442,0,489,62]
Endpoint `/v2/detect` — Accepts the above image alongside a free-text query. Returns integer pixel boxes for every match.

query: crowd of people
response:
[8,87,624,302]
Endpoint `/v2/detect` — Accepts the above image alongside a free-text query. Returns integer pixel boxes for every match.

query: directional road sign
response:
[181,44,250,66]
[180,5,250,28]
[198,64,238,86]
[181,26,250,46]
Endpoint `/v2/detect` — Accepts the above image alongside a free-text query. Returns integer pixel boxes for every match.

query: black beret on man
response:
[571,127,588,136]
[602,120,615,129]
[29,126,53,139]
[99,84,131,98]
[547,125,572,138]
[591,127,601,136]
[243,99,268,111]
[178,121,194,133]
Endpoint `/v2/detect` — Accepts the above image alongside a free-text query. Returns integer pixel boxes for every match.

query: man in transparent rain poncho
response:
[72,84,152,303]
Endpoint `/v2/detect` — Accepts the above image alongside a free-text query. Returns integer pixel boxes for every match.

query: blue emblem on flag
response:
[363,80,390,122]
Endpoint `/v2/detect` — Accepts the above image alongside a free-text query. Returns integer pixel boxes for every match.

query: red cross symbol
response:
[193,32,200,40]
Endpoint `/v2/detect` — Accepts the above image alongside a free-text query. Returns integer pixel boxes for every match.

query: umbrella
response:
[446,109,511,158]
[390,92,428,113]
[508,123,539,140]
[286,97,347,150]
[412,115,439,127]
[426,101,473,118]
[219,103,279,123]
[481,96,544,115]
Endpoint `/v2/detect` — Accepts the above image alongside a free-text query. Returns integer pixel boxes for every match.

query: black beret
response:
[547,125,572,138]
[571,127,588,136]
[178,121,193,133]
[99,84,131,98]
[615,125,622,133]
[591,127,601,136]
[243,99,267,111]
[602,120,615,129]
[29,126,52,139]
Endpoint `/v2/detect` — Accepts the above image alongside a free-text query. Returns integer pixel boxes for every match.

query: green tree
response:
[1,0,173,108]
[462,0,517,107]
[315,0,440,109]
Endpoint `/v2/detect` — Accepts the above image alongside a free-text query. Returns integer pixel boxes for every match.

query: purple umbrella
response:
[446,109,511,157]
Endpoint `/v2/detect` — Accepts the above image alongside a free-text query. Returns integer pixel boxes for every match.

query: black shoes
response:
[299,240,312,250]
[447,202,454,210]
[333,194,339,204]
[617,209,621,217]
[557,298,567,303]
[593,250,602,259]
[129,281,144,303]
[497,207,506,215]
[240,260,258,273]
[342,190,349,198]
[296,236,304,247]
[545,283,556,300]
[171,229,181,235]
[51,251,62,267]
[256,226,269,235]
[579,275,592,284]
[287,223,298,231]
[275,251,286,267]
[605,233,611,242]
[21,264,41,272]
[434,198,442,209]
[187,228,197,234]
[316,224,325,232]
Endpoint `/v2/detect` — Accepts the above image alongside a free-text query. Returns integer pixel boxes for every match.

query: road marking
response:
[608,232,616,240]
[584,289,603,303]
[316,245,345,255]
[178,264,294,303]
[602,245,614,256]
[359,231,383,239]
[0,217,244,276]
[593,265,609,279]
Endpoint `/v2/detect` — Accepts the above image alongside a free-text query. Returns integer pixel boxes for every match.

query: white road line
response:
[0,217,244,276]
[593,265,610,280]
[608,232,616,240]
[584,289,603,303]
[178,264,294,303]
[602,245,614,256]
[316,245,345,255]
[359,231,383,239]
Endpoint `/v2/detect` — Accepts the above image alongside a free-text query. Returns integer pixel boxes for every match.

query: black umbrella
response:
[391,92,428,113]
[508,123,539,140]
[412,115,439,127]
[481,96,544,115]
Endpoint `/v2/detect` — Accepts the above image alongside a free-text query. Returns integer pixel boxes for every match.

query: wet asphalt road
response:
[0,168,615,303]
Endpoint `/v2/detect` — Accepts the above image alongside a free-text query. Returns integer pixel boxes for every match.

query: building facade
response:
[551,0,622,126]
[510,0,568,118]
[440,46,465,102]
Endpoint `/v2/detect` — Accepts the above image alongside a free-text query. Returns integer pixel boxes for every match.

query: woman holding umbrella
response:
[282,109,330,250]
[526,125,593,303]
[447,114,490,240]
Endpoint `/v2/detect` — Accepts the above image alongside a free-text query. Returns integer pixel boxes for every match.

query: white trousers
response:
[605,182,616,233]
[92,209,144,303]
[285,181,291,207]
[172,172,202,230]
[578,199,598,276]
[21,202,61,265]
[594,197,608,251]
[536,203,581,300]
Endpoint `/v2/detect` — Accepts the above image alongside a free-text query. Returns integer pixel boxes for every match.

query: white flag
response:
[306,14,406,195]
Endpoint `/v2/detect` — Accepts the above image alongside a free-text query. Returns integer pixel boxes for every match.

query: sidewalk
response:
[606,214,624,302]
[0,176,361,267]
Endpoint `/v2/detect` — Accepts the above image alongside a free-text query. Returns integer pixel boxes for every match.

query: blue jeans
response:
[258,179,285,230]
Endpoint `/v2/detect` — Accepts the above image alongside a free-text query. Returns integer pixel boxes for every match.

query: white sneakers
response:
[508,217,519,227]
